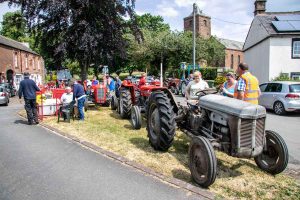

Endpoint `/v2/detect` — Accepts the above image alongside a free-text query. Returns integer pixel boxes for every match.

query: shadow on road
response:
[267,110,300,117]
[14,119,29,125]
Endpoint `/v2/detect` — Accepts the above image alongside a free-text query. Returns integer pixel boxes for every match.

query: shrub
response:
[215,76,226,88]
[200,68,218,80]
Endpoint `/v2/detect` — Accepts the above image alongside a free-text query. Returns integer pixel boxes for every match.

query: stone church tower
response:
[183,6,211,39]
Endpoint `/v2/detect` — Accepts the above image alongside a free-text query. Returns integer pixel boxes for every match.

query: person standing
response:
[71,79,86,121]
[18,72,40,125]
[234,63,260,105]
[220,72,237,98]
[92,76,99,86]
[185,71,209,100]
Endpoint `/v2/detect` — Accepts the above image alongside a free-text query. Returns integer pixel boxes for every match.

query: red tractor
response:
[164,78,180,95]
[115,78,177,130]
[84,81,111,106]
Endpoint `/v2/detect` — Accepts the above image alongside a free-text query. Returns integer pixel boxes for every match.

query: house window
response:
[292,38,300,59]
[189,20,193,27]
[238,55,241,64]
[33,57,35,70]
[231,54,234,69]
[204,20,207,27]
[14,52,18,68]
[37,58,40,70]
[25,54,28,69]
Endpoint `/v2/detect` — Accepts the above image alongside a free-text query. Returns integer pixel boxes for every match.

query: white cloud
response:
[156,2,179,18]
[175,0,207,9]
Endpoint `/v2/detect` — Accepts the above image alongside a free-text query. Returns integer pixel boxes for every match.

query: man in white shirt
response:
[185,71,209,100]
[60,87,73,106]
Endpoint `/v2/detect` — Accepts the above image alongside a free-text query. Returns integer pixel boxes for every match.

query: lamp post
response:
[193,3,197,70]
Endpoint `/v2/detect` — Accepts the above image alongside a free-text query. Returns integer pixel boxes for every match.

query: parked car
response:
[0,83,16,97]
[259,81,300,115]
[0,87,9,106]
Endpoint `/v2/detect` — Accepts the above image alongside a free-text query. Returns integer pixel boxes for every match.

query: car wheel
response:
[273,101,286,115]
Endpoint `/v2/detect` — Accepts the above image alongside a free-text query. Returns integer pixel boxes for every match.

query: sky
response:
[1,0,300,42]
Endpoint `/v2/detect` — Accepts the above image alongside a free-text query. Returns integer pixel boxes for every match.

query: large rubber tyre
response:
[119,89,132,119]
[111,95,118,110]
[147,91,176,151]
[130,106,142,130]
[181,82,187,97]
[273,101,286,115]
[254,130,289,175]
[189,136,217,188]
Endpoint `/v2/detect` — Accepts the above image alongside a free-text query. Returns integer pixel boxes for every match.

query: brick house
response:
[183,6,244,69]
[0,35,45,90]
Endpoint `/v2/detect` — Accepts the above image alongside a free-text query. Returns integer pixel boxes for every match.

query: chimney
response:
[254,0,267,16]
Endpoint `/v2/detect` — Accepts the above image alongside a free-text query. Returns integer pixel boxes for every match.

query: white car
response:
[0,87,9,106]
[259,81,300,115]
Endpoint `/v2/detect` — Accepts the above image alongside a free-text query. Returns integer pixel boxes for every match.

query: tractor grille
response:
[240,119,253,148]
[239,118,265,149]
[97,88,105,103]
[255,118,265,146]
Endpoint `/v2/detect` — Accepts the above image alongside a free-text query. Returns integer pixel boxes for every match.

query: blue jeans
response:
[77,97,86,120]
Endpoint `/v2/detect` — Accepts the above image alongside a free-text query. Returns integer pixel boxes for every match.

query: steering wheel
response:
[195,88,218,97]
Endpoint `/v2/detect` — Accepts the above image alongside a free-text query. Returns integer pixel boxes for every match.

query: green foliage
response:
[215,76,227,86]
[200,68,218,80]
[273,73,292,81]
[0,11,28,42]
[135,13,170,33]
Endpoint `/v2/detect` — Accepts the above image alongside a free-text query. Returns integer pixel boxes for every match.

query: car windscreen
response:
[289,84,300,93]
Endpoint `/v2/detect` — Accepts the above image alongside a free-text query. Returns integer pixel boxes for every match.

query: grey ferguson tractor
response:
[136,88,289,188]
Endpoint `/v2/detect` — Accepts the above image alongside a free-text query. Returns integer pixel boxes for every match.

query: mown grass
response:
[38,107,300,200]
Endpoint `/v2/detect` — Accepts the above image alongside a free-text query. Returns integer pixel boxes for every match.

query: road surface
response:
[0,100,203,200]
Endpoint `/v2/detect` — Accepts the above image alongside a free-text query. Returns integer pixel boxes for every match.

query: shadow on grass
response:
[109,111,122,120]
[171,168,191,182]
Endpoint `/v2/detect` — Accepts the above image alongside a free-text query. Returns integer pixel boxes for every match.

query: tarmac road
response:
[0,100,204,200]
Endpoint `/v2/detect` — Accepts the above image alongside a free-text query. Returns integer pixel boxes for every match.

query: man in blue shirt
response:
[71,79,86,121]
[19,72,40,125]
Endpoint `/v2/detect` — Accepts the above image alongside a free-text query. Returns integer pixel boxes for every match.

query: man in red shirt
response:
[139,73,146,87]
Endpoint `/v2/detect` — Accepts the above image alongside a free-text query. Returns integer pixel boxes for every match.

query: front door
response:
[6,69,14,84]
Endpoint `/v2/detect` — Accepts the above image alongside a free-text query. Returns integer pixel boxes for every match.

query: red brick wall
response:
[184,15,211,39]
[225,49,244,71]
[0,44,45,82]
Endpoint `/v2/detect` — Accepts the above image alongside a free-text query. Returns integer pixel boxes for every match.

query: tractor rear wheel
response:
[147,91,176,151]
[254,130,289,174]
[119,89,132,119]
[130,106,142,130]
[189,136,217,188]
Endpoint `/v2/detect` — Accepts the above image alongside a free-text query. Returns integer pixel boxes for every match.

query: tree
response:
[3,0,141,81]
[0,11,28,42]
[135,13,170,33]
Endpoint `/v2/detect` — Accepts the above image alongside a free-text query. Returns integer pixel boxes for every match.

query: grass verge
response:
[28,108,300,199]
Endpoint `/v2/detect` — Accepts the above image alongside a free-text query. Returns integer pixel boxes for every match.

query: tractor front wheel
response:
[111,95,118,110]
[147,91,176,151]
[254,130,289,174]
[130,106,142,130]
[189,136,217,188]
[181,82,187,97]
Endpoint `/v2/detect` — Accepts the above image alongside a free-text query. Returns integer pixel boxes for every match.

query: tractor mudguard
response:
[151,88,179,113]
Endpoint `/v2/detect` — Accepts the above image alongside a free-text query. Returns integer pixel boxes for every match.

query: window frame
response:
[264,83,283,93]
[292,38,300,59]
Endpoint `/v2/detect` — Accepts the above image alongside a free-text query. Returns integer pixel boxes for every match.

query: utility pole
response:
[193,3,197,70]
[160,52,163,87]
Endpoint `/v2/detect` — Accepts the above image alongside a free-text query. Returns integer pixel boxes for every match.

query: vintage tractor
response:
[115,78,175,130]
[164,78,181,95]
[84,81,111,106]
[143,89,289,187]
